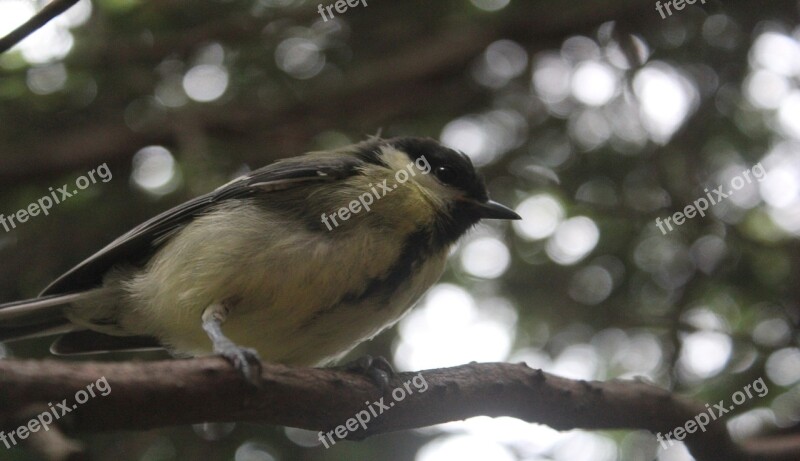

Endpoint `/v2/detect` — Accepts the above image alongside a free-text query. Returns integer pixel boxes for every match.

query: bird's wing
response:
[42,154,363,295]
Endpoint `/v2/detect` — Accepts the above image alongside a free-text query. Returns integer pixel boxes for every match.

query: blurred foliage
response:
[2,0,800,460]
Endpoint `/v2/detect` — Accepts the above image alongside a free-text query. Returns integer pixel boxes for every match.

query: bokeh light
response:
[183,65,229,102]
[131,146,181,195]
[546,217,600,265]
[395,284,515,371]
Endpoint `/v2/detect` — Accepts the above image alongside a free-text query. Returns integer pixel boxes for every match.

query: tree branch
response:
[0,0,80,54]
[0,358,796,461]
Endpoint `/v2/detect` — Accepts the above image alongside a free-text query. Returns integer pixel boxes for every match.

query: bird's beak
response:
[474,200,521,220]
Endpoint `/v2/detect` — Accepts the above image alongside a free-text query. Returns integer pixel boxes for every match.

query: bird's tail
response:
[0,292,88,343]
[0,290,163,355]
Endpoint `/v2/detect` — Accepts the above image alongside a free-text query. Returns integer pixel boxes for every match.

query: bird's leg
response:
[201,299,261,386]
[336,355,395,390]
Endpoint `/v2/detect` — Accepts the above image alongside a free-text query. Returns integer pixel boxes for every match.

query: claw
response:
[217,343,262,387]
[338,355,395,390]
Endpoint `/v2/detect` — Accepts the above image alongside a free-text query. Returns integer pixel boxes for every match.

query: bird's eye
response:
[435,166,456,185]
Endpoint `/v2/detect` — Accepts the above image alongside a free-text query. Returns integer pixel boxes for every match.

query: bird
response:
[0,136,520,382]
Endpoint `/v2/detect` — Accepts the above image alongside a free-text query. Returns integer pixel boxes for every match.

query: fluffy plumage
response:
[0,137,519,366]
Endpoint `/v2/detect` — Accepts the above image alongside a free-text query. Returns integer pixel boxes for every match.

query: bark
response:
[0,358,795,461]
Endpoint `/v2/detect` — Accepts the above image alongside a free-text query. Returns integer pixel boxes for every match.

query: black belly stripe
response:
[339,228,432,306]
[339,207,480,307]
[296,227,433,329]
[295,200,482,330]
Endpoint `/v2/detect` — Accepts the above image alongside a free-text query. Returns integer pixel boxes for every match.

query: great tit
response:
[0,137,520,379]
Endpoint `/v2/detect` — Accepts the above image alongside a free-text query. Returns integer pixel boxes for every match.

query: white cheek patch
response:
[379,146,462,201]
[380,146,416,172]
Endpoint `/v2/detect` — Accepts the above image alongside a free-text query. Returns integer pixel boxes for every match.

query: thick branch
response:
[0,0,80,54]
[0,358,795,461]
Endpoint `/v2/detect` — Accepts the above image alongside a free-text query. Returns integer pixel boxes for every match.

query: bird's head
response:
[346,136,520,246]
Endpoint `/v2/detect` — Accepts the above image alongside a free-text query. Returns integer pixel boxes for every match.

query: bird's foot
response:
[202,301,262,387]
[336,355,395,390]
[215,341,262,387]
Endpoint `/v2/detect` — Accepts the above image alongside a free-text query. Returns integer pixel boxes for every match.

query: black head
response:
[386,137,520,244]
[390,137,487,199]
